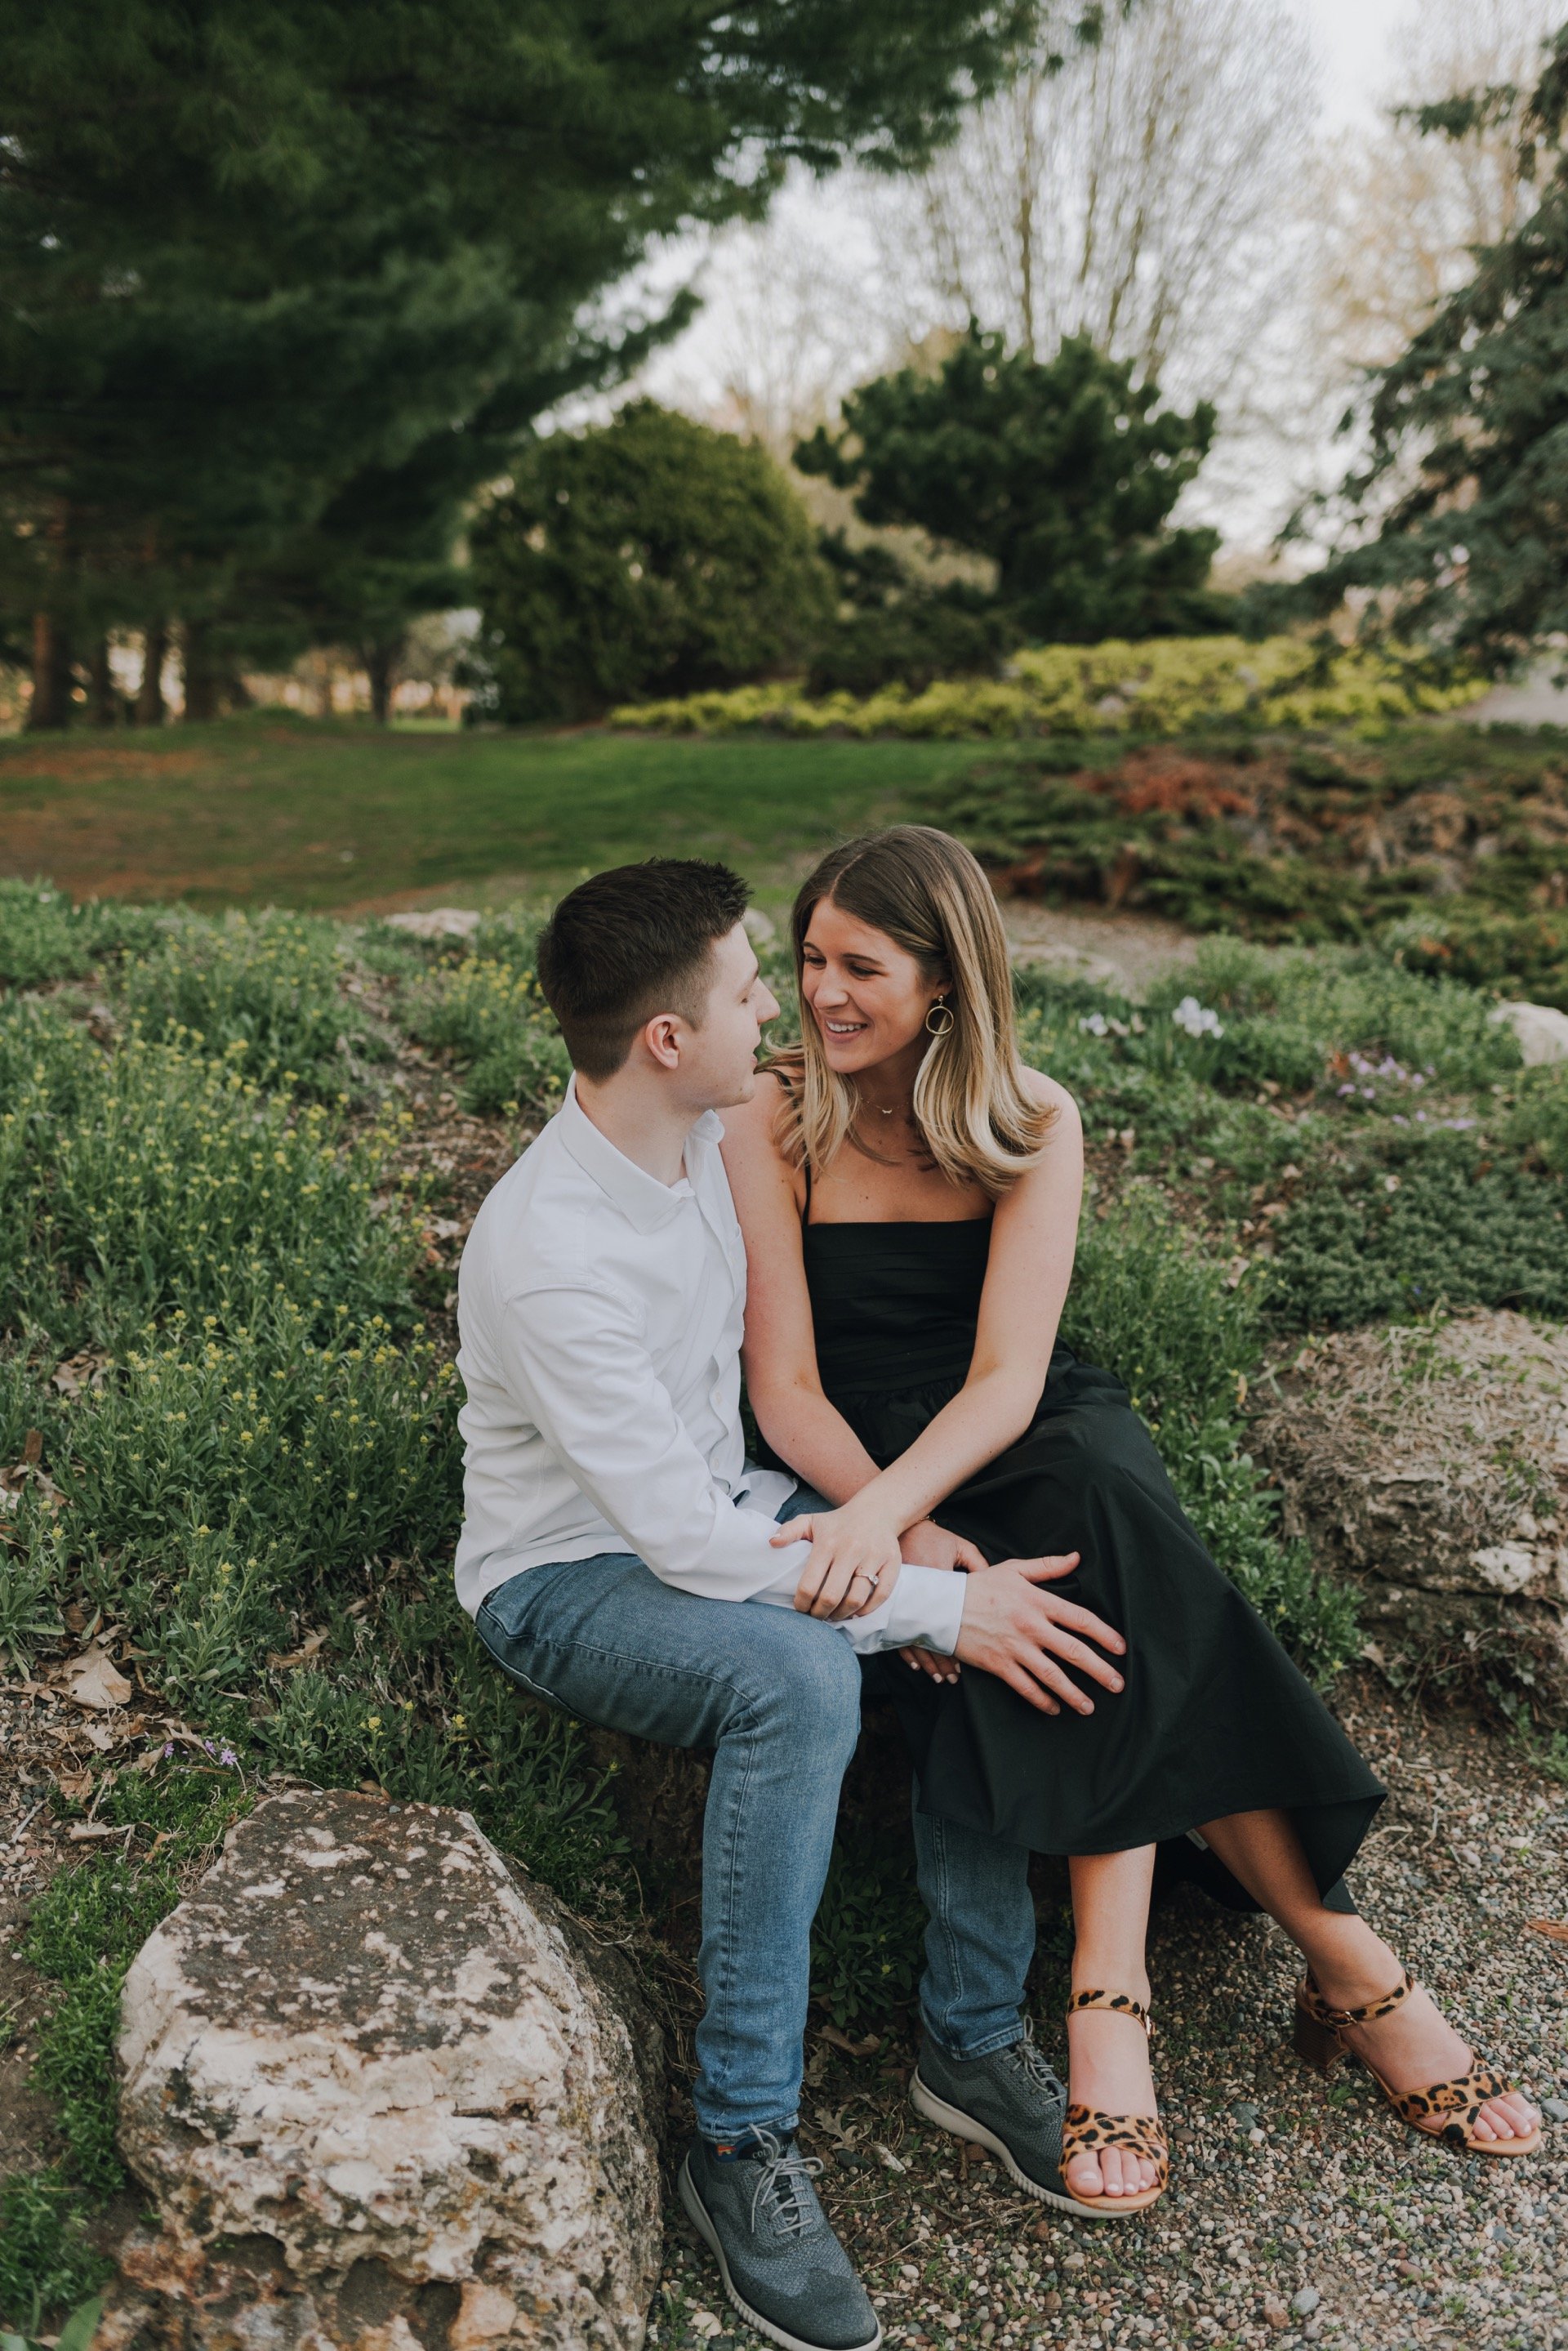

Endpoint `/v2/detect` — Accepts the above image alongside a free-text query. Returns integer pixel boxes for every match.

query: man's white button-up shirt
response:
[453,1078,966,1657]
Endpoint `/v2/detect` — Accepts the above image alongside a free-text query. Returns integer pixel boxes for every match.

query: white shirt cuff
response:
[871,1563,967,1656]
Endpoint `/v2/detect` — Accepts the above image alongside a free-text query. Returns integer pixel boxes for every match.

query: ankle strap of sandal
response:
[1067,1988,1152,2034]
[1300,1967,1415,2030]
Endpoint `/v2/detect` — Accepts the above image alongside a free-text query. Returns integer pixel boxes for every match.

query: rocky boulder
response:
[1250,1309,1568,1707]
[105,1789,661,2351]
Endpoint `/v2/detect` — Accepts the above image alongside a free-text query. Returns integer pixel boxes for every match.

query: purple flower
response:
[219,1748,238,1769]
[1338,1083,1353,1097]
[162,1742,173,1760]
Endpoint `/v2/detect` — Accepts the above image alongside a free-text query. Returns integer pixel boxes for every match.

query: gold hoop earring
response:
[924,999,955,1039]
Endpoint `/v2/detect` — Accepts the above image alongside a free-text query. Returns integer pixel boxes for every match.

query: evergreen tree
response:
[1285,26,1568,670]
[0,0,1049,725]
[795,326,1226,642]
[470,402,833,720]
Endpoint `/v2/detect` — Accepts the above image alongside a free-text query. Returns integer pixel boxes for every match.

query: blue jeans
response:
[474,1488,1036,2141]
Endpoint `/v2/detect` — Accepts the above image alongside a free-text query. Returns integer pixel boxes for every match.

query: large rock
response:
[1251,1309,1568,1706]
[1491,1000,1568,1068]
[106,1790,661,2351]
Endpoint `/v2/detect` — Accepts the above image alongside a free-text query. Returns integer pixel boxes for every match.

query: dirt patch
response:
[0,749,207,787]
[1003,901,1198,997]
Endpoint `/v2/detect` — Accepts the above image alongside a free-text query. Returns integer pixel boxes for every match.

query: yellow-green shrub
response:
[611,635,1481,738]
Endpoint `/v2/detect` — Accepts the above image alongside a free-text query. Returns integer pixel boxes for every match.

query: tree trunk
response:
[183,619,220,722]
[365,638,399,726]
[25,612,74,731]
[87,636,118,727]
[368,644,392,724]
[136,620,167,725]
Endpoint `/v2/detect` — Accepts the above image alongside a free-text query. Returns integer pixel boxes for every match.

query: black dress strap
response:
[802,1154,813,1225]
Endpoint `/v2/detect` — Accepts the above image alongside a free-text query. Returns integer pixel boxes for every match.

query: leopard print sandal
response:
[1293,1970,1541,2157]
[1061,1989,1169,2218]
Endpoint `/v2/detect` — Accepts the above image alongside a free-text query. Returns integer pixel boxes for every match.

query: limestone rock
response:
[384,908,483,943]
[1250,1309,1568,1705]
[107,1790,661,2351]
[1490,999,1568,1067]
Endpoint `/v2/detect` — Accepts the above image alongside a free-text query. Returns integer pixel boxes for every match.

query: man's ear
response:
[639,1010,684,1072]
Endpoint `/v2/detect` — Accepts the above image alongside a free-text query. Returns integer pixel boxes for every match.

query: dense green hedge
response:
[612,635,1481,738]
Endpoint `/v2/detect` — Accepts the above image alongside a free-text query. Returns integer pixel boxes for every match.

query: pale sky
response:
[1306,0,1407,128]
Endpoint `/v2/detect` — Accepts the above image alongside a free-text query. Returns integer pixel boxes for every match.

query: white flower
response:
[1172,994,1224,1039]
[1079,1011,1109,1036]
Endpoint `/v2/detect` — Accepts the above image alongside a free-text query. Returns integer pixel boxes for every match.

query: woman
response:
[721,825,1540,2215]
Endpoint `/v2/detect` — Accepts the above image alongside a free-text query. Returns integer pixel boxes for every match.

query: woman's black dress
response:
[801,1214,1383,1906]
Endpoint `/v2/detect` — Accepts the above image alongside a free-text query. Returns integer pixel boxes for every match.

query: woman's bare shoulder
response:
[720,1069,793,1159]
[1020,1063,1082,1133]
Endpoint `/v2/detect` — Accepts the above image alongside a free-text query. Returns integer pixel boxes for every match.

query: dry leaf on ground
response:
[1526,1917,1568,1944]
[817,2024,882,2057]
[60,1647,133,1711]
[266,1628,329,1671]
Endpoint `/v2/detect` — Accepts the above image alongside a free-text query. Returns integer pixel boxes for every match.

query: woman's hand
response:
[899,1518,988,1574]
[899,1644,961,1684]
[773,1498,903,1620]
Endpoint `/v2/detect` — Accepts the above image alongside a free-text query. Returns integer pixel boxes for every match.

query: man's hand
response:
[774,1498,902,1621]
[954,1553,1125,1716]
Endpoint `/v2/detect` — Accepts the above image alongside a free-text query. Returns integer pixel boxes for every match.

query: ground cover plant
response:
[0,878,1563,2331]
[919,728,1568,1002]
[611,635,1480,738]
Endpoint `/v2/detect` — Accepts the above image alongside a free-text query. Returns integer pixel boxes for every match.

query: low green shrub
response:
[1508,1067,1568,1174]
[809,1831,928,2029]
[1387,906,1568,1012]
[0,881,163,991]
[0,1004,421,1349]
[1142,939,1510,1097]
[1267,1128,1568,1330]
[0,2170,107,2333]
[117,910,381,1094]
[612,636,1480,738]
[403,955,571,1117]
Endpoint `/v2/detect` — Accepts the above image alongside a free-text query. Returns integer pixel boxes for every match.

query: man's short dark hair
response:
[536,859,751,1080]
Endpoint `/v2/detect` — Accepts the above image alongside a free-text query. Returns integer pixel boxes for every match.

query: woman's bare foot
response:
[1064,1978,1161,2200]
[1312,1948,1540,2145]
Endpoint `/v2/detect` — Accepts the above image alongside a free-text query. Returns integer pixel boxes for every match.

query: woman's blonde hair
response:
[770,825,1054,1197]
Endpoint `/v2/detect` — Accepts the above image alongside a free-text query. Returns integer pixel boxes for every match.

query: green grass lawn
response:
[0,714,979,911]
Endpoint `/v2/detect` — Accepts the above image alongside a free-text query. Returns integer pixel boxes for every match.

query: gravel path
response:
[653,1680,1567,2351]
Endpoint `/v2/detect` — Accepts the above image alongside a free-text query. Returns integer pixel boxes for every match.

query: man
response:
[456,859,1125,2351]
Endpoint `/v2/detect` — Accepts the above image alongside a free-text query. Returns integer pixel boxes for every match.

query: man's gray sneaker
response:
[679,2130,881,2351]
[911,2022,1082,2215]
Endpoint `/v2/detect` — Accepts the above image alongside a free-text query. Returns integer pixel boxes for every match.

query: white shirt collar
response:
[557,1075,723,1235]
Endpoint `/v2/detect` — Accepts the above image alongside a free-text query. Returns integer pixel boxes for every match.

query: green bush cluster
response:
[468,403,833,724]
[0,1002,416,1349]
[403,954,572,1117]
[1013,937,1565,1344]
[0,881,164,990]
[118,910,384,1094]
[612,636,1481,739]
